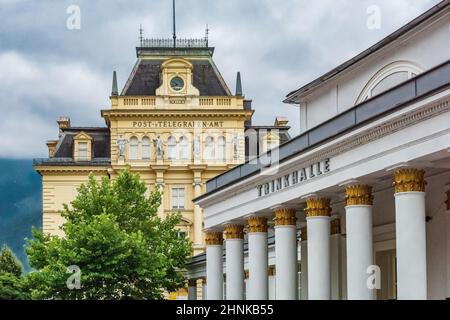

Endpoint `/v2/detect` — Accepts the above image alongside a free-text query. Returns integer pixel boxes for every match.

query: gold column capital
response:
[345,185,373,206]
[393,168,426,193]
[205,231,223,245]
[446,191,450,211]
[274,208,297,226]
[224,224,244,240]
[304,198,331,218]
[247,216,268,233]
[330,218,341,235]
[300,226,307,241]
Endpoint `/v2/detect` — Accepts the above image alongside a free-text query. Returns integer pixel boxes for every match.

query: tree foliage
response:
[0,245,29,300]
[26,168,192,300]
[0,245,23,277]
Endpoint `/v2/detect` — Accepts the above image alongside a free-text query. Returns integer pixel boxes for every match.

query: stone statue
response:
[153,136,165,159]
[193,135,201,159]
[117,136,128,158]
[232,134,239,159]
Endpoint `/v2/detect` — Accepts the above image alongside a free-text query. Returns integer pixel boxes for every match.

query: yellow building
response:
[34,38,290,259]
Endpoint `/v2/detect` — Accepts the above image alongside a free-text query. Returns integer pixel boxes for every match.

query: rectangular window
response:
[78,142,88,160]
[172,187,185,209]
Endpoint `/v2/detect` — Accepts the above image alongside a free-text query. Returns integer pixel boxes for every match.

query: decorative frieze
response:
[205,231,223,245]
[330,218,341,235]
[224,225,244,239]
[304,198,331,217]
[274,208,297,226]
[393,168,426,193]
[247,217,268,233]
[300,226,307,241]
[345,185,373,206]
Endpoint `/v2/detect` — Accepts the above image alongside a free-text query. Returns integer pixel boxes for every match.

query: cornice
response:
[35,166,110,174]
[101,109,253,119]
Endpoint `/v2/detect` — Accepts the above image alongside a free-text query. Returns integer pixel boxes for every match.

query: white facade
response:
[186,3,450,300]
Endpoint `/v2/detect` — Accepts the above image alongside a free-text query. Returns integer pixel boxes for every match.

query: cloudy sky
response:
[0,0,441,158]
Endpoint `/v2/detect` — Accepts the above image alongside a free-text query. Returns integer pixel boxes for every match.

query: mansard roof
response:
[121,44,231,96]
[53,127,110,159]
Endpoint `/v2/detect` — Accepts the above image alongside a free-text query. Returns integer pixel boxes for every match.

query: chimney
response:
[274,117,289,127]
[46,140,58,158]
[57,116,71,129]
[57,116,71,137]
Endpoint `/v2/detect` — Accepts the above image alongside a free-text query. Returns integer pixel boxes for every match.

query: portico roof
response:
[195,59,450,203]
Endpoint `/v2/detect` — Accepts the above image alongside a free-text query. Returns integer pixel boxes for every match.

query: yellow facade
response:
[35,50,253,255]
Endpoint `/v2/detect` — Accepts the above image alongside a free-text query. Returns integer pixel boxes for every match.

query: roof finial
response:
[139,24,144,47]
[112,71,118,96]
[236,71,243,96]
[205,24,210,47]
[172,0,177,47]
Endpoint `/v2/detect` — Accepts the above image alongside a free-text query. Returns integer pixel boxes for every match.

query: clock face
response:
[170,76,184,91]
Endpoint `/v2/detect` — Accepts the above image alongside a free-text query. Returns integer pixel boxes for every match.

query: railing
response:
[115,97,236,108]
[140,38,208,48]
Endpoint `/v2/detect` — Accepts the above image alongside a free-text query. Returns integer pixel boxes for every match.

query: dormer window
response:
[73,131,93,162]
[78,142,88,160]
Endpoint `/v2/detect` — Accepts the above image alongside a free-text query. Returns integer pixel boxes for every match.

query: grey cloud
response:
[0,0,440,158]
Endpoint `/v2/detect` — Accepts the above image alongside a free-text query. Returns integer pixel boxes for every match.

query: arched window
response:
[356,61,423,104]
[142,136,151,160]
[204,136,215,160]
[167,136,177,160]
[179,136,189,160]
[216,136,226,161]
[129,136,139,160]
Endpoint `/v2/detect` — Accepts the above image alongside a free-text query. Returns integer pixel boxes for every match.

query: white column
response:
[305,198,331,300]
[188,279,197,300]
[202,279,207,300]
[330,217,342,300]
[224,225,244,300]
[194,179,203,248]
[345,185,374,300]
[274,208,298,300]
[300,227,308,300]
[394,169,427,300]
[247,217,268,300]
[268,268,276,300]
[206,232,223,300]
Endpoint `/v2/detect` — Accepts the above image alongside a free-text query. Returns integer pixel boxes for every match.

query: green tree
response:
[0,245,29,300]
[0,245,22,277]
[25,168,192,300]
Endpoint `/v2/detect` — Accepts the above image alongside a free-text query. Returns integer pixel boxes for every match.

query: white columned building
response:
[345,185,375,300]
[186,3,450,300]
[393,168,428,300]
[247,217,269,300]
[274,208,298,300]
[305,198,331,300]
[224,225,245,300]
